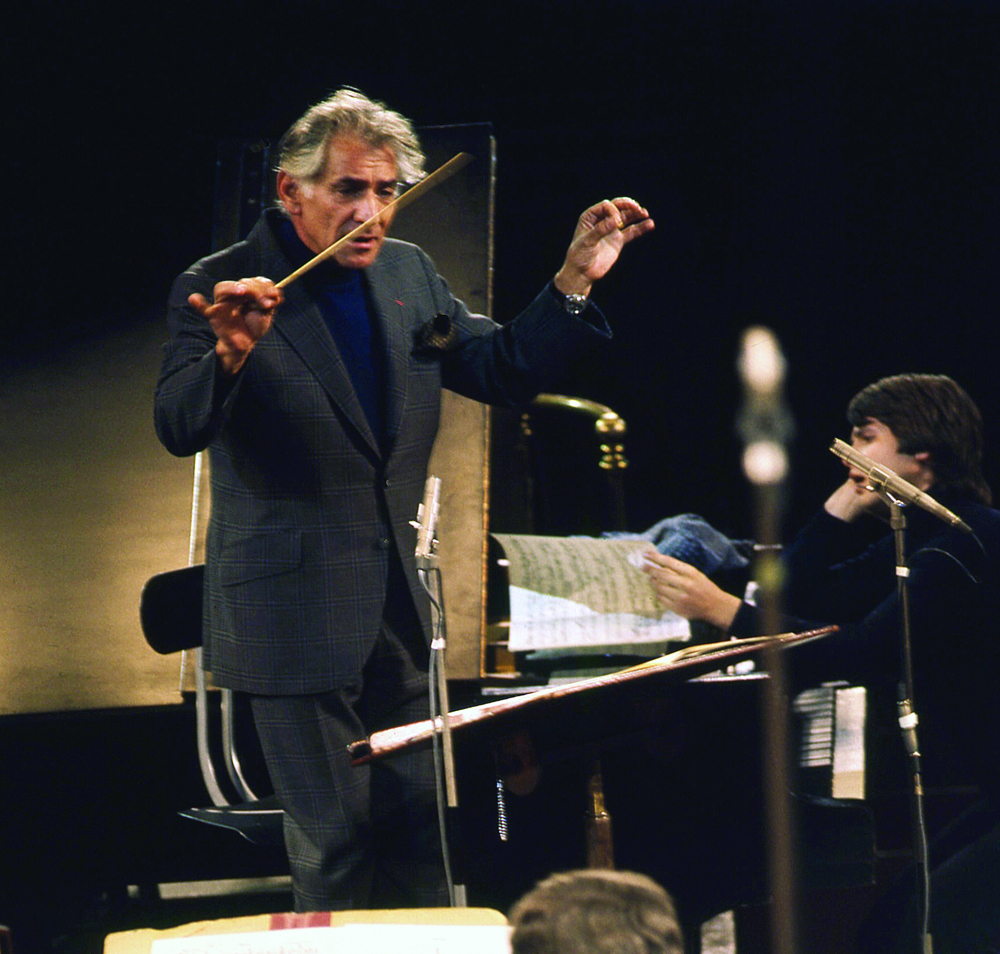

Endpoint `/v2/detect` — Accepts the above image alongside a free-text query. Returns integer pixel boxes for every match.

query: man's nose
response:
[353,191,380,224]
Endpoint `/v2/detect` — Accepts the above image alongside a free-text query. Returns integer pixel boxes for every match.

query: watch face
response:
[565,294,587,315]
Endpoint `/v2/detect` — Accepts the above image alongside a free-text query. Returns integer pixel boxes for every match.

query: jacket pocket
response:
[218,530,302,586]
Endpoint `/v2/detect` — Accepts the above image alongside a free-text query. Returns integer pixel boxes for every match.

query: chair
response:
[139,564,284,846]
[137,131,283,846]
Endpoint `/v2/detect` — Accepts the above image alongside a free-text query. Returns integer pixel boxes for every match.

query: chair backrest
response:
[140,564,268,809]
[139,564,204,654]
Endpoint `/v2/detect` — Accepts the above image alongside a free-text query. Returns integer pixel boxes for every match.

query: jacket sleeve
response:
[413,248,612,407]
[154,264,248,457]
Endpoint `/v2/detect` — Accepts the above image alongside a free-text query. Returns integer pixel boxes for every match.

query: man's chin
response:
[333,238,383,270]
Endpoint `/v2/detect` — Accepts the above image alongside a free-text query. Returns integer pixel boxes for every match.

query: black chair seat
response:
[179,795,285,846]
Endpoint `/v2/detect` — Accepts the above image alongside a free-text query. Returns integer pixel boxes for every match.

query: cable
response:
[898,692,933,951]
[419,565,458,907]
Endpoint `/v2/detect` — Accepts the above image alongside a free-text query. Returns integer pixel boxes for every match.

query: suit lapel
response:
[365,256,411,452]
[255,221,381,457]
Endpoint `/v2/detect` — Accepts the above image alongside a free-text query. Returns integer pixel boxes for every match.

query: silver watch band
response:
[563,292,588,316]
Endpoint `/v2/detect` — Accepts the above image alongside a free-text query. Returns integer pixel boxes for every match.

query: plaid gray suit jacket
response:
[154,210,609,694]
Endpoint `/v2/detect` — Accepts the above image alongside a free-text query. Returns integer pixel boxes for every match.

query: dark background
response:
[3,1,999,946]
[8,0,1000,538]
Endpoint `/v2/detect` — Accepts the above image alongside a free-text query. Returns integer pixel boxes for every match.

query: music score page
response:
[492,534,691,652]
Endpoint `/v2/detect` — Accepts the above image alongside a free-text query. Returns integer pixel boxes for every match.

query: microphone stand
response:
[737,327,798,954]
[873,485,933,954]
[414,477,467,907]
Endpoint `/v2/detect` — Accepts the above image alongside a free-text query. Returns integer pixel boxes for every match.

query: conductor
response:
[154,88,653,910]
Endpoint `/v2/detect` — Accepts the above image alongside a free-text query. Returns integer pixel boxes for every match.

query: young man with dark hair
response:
[845,373,991,505]
[644,373,1000,952]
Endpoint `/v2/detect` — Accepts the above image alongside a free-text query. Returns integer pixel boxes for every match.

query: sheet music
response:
[151,924,512,954]
[833,685,867,799]
[492,534,691,651]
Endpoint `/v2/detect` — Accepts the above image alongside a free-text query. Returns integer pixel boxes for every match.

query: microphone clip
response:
[413,476,442,570]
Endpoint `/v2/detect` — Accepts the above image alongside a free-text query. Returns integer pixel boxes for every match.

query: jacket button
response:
[377,537,390,550]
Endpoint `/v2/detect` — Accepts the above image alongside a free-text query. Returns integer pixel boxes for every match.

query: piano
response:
[357,626,876,950]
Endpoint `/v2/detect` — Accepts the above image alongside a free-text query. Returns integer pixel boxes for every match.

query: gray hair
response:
[509,870,684,954]
[277,88,426,185]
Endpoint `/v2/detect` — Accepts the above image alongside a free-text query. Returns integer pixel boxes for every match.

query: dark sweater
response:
[733,490,1000,805]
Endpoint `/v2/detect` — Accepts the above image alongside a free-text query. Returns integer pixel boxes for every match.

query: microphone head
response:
[830,438,882,477]
[829,437,854,463]
[829,439,974,534]
[739,326,785,396]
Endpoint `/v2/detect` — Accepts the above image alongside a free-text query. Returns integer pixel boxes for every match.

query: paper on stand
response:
[492,534,691,652]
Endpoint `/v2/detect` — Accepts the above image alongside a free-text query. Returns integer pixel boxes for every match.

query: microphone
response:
[829,438,973,535]
[414,475,442,567]
[737,326,794,487]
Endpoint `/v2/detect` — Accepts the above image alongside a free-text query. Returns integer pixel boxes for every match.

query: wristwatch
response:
[562,292,589,316]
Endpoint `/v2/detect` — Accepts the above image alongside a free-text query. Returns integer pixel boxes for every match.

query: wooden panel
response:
[395,125,495,680]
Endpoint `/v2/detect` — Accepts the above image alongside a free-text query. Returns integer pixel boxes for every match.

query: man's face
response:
[847,417,932,491]
[279,134,399,268]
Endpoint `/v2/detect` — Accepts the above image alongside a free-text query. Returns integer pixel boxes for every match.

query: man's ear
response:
[913,450,936,486]
[276,170,301,215]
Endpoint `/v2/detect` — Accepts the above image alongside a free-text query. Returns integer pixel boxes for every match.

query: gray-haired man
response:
[155,88,653,909]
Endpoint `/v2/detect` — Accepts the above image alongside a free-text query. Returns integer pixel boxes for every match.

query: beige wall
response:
[2,318,199,713]
[0,128,494,715]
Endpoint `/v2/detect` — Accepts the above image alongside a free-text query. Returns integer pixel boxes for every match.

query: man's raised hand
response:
[554,197,655,298]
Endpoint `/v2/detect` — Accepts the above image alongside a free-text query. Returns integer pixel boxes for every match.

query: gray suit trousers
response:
[250,596,448,910]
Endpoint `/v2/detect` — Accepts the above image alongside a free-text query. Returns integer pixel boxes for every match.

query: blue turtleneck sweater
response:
[274,216,387,448]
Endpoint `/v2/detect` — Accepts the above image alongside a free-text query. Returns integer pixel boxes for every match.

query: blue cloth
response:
[602,513,754,575]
